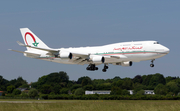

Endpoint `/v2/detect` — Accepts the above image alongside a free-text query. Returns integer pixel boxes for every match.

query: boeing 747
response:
[9,28,170,72]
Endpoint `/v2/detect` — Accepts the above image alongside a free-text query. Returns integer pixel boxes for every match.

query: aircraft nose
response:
[155,45,170,54]
[164,47,170,54]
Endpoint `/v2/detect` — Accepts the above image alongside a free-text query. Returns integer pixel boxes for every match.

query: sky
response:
[0,0,180,83]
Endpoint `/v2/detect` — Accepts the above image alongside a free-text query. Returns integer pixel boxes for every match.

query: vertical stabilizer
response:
[20,28,49,51]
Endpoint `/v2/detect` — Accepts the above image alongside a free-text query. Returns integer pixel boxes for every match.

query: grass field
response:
[0,100,180,111]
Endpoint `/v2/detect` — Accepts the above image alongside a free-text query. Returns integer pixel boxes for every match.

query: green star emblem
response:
[32,41,39,47]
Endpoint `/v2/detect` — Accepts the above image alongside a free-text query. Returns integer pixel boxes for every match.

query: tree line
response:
[0,71,180,100]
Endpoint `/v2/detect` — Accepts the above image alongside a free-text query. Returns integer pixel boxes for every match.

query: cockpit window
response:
[154,42,159,44]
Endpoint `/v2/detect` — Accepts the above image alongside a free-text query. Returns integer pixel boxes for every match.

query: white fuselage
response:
[35,41,169,65]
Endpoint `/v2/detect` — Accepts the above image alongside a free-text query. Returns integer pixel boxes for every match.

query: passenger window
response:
[134,44,142,45]
[123,44,131,46]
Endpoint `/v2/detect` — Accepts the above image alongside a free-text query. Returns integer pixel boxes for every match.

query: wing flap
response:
[70,57,89,65]
[105,55,127,59]
[78,60,88,65]
[72,52,89,58]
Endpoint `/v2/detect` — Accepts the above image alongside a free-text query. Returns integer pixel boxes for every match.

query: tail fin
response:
[20,28,49,51]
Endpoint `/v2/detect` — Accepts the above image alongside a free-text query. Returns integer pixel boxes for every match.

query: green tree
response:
[12,89,21,95]
[83,85,94,90]
[149,73,166,88]
[60,88,69,94]
[142,75,153,86]
[105,79,113,83]
[47,71,69,83]
[165,76,176,83]
[133,83,145,94]
[81,78,89,86]
[21,92,28,97]
[52,85,61,94]
[37,75,48,86]
[10,77,28,88]
[112,80,124,88]
[136,90,145,95]
[141,75,147,83]
[121,78,133,90]
[112,76,121,82]
[0,75,10,91]
[36,71,69,89]
[74,88,84,95]
[92,79,105,85]
[7,85,15,93]
[40,84,52,94]
[166,81,180,95]
[77,76,92,84]
[28,88,38,98]
[110,86,122,95]
[70,84,82,90]
[31,82,38,89]
[154,84,168,95]
[67,82,73,88]
[16,77,27,87]
[111,86,130,95]
[133,75,142,84]
[95,83,111,90]
[19,84,29,89]
[121,89,130,95]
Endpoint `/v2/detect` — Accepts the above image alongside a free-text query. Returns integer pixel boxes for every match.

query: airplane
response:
[9,28,170,72]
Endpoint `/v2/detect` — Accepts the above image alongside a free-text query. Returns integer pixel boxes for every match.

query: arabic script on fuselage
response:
[113,46,143,51]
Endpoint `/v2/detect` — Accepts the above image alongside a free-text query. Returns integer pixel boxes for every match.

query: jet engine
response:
[92,56,105,64]
[59,52,72,59]
[121,61,133,66]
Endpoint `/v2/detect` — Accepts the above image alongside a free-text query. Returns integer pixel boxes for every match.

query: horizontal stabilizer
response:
[17,41,59,53]
[8,49,41,56]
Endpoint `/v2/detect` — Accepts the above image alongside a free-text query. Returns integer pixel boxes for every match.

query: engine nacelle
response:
[92,56,105,64]
[59,52,72,59]
[120,61,133,67]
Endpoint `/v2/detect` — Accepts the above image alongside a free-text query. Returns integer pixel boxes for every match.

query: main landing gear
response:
[102,64,108,72]
[86,64,98,71]
[150,59,155,67]
[86,64,109,72]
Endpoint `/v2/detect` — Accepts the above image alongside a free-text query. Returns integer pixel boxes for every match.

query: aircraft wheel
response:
[102,69,106,72]
[86,67,90,70]
[150,64,154,67]
[95,67,98,70]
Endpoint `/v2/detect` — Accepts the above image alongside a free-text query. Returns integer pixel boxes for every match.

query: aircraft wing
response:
[15,41,128,65]
[17,41,90,61]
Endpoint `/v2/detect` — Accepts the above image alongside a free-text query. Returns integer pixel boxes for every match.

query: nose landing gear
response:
[150,59,155,67]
